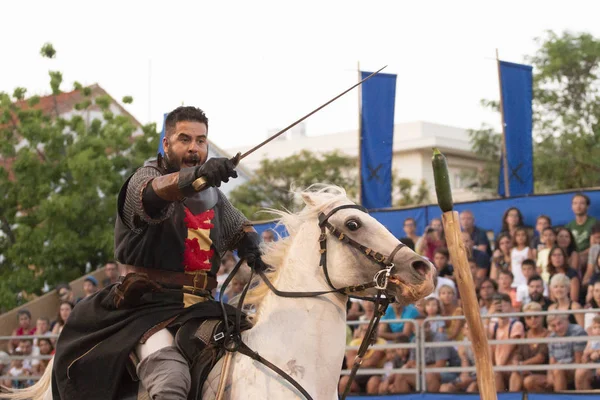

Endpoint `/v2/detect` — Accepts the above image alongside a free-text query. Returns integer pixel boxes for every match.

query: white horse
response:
[3,185,435,400]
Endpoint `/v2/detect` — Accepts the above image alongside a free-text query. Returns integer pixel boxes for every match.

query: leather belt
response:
[122,264,217,293]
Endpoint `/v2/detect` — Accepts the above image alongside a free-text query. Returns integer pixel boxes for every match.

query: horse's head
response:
[301,189,435,305]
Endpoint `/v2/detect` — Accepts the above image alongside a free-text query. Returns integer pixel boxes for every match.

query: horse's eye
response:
[345,219,361,231]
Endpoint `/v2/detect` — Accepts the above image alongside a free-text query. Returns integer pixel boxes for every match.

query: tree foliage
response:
[0,44,159,310]
[469,30,600,192]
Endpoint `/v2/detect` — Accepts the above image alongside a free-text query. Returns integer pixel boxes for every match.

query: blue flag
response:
[360,72,397,209]
[498,61,534,197]
[157,113,168,155]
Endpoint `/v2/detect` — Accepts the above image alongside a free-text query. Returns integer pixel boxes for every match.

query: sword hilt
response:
[192,152,241,192]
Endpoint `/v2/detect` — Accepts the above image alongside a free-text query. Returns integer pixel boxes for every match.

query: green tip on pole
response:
[432,148,441,157]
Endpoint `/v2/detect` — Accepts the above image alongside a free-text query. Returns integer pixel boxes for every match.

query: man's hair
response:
[165,106,209,138]
[499,269,514,280]
[536,215,552,226]
[542,226,555,235]
[522,259,536,268]
[573,192,591,206]
[498,292,512,303]
[528,274,543,285]
[37,316,50,324]
[17,309,31,319]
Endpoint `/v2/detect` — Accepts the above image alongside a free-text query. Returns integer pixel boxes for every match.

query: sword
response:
[192,65,387,191]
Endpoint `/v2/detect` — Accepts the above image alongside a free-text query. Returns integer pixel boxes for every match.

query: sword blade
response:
[239,65,387,160]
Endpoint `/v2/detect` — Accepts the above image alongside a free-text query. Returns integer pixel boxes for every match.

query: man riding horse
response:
[52,106,263,400]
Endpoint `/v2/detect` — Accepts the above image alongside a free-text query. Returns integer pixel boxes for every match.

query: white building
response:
[226,121,493,202]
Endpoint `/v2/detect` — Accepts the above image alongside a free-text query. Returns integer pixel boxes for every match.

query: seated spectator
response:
[399,237,415,251]
[416,218,445,260]
[387,315,460,393]
[547,245,581,302]
[339,324,386,395]
[440,285,464,341]
[402,218,421,249]
[487,293,525,392]
[513,302,549,391]
[548,273,583,326]
[575,315,600,390]
[440,323,478,393]
[346,299,365,323]
[461,231,490,279]
[479,278,498,316]
[459,210,491,255]
[15,338,34,374]
[8,310,36,354]
[585,280,600,331]
[537,227,557,283]
[224,266,251,304]
[531,215,552,259]
[491,233,512,281]
[524,275,552,311]
[378,302,420,341]
[430,274,457,299]
[434,248,454,280]
[516,259,544,306]
[102,261,119,287]
[500,207,525,239]
[51,300,74,340]
[378,337,411,394]
[566,193,597,264]
[55,283,75,303]
[556,227,581,271]
[81,275,99,301]
[583,222,600,287]
[33,317,52,346]
[543,315,587,391]
[511,228,534,287]
[498,270,520,309]
[424,297,445,333]
[33,338,54,375]
[5,351,32,389]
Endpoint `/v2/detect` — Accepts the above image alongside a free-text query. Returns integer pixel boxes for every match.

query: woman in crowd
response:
[491,233,513,281]
[33,338,55,375]
[501,207,525,239]
[416,218,446,260]
[517,302,550,392]
[51,300,74,340]
[537,227,557,283]
[547,245,581,302]
[585,280,600,331]
[556,227,580,271]
[440,285,464,341]
[548,273,583,326]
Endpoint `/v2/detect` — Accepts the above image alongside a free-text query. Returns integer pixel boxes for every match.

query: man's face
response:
[550,317,569,336]
[461,232,474,249]
[460,212,474,230]
[19,340,32,355]
[528,279,544,301]
[105,263,118,278]
[83,281,96,295]
[403,219,416,235]
[36,318,49,334]
[433,253,448,269]
[572,195,588,217]
[18,314,31,328]
[163,121,208,171]
[498,273,512,289]
[536,218,550,234]
[522,264,535,279]
[480,281,495,300]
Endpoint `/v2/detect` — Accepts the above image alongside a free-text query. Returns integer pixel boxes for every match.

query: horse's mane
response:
[242,184,350,319]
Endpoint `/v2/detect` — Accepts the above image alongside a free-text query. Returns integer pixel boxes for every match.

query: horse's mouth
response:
[387,265,435,304]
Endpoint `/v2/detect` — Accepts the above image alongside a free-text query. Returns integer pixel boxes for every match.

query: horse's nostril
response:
[412,260,429,277]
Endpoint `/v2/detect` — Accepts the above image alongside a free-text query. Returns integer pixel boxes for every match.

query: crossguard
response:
[373,264,395,290]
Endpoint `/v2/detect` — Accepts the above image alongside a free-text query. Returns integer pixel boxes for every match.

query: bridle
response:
[218,204,408,400]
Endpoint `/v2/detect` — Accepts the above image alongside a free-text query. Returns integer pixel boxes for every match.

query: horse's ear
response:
[301,193,316,207]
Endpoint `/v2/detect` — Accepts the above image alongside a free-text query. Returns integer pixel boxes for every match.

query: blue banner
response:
[360,71,397,209]
[498,61,534,197]
[157,113,168,155]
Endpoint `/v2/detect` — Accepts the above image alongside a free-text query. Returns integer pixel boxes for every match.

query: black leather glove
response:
[237,231,268,272]
[195,157,238,187]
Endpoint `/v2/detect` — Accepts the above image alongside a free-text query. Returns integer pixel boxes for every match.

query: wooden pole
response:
[432,148,496,400]
[357,61,363,205]
[442,211,497,400]
[496,49,511,197]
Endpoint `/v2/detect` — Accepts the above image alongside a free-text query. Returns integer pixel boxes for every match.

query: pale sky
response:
[2,0,599,151]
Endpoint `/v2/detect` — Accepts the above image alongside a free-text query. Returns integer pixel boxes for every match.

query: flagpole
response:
[496,49,511,197]
[357,61,363,205]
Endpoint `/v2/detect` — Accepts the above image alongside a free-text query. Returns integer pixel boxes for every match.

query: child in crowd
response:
[424,297,445,333]
[511,228,534,287]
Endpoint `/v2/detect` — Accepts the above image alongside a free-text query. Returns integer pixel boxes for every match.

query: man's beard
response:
[530,292,544,302]
[164,149,201,173]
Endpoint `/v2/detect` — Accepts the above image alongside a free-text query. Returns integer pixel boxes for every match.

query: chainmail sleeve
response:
[217,189,250,254]
[121,166,175,230]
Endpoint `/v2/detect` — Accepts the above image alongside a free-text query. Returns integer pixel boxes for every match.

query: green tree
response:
[468,31,600,192]
[394,178,430,207]
[229,150,358,218]
[0,44,159,310]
